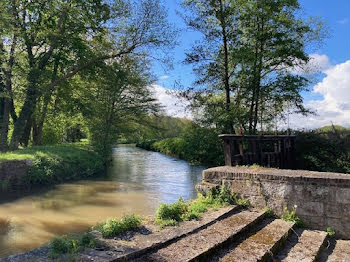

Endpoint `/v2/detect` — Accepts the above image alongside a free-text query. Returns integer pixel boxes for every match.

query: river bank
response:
[0,143,104,192]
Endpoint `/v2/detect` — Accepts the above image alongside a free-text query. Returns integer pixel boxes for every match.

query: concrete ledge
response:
[200,166,350,238]
[0,160,33,190]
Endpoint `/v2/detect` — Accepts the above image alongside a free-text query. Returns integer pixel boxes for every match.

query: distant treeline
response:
[136,121,350,173]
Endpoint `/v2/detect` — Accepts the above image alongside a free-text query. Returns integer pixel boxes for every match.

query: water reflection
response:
[0,145,205,257]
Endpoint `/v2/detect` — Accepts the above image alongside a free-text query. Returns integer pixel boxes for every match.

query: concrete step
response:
[271,229,327,262]
[211,219,294,262]
[325,240,350,262]
[133,209,266,262]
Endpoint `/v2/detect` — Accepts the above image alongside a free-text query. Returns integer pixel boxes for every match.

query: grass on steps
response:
[47,186,246,258]
[94,215,142,238]
[49,232,98,258]
[155,186,250,228]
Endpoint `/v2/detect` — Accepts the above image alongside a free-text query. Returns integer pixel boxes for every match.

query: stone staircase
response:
[128,208,349,262]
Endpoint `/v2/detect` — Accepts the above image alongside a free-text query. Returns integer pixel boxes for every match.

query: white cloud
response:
[307,54,332,73]
[290,53,332,74]
[151,84,192,118]
[337,18,348,25]
[289,58,350,129]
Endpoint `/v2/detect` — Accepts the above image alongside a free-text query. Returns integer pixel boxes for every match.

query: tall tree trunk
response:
[253,19,265,133]
[9,75,38,150]
[219,0,234,134]
[32,94,50,146]
[0,98,10,152]
[0,34,17,151]
[20,117,32,147]
[248,15,260,134]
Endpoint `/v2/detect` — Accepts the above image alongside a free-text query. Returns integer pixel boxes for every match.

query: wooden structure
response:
[220,135,296,169]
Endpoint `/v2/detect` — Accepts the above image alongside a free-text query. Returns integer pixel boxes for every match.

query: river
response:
[0,145,205,258]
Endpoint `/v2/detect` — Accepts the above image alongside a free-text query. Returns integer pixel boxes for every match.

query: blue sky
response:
[152,0,350,128]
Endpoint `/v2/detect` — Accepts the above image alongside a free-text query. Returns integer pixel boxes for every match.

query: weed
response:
[281,206,304,227]
[155,197,188,227]
[327,227,336,238]
[96,215,142,238]
[235,197,250,208]
[263,207,275,217]
[155,186,239,228]
[49,232,97,258]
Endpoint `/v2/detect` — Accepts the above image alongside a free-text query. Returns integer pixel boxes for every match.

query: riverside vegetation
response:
[0,143,104,191]
[137,123,350,173]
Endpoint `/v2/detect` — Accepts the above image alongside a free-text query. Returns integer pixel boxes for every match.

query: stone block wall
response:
[197,166,350,238]
[0,160,33,191]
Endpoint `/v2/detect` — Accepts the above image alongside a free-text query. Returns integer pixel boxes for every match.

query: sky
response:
[151,0,350,129]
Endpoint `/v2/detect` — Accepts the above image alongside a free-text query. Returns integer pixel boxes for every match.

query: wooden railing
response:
[219,134,296,169]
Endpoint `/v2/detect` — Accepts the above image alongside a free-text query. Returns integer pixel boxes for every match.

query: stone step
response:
[132,210,266,262]
[326,240,350,262]
[211,219,294,262]
[271,229,327,262]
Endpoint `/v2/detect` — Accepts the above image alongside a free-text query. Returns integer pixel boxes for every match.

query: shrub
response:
[96,215,142,238]
[155,197,188,227]
[155,186,241,228]
[136,139,158,151]
[136,124,224,167]
[296,129,350,173]
[49,232,97,258]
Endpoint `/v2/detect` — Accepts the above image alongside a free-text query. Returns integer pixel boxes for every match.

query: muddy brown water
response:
[0,145,205,258]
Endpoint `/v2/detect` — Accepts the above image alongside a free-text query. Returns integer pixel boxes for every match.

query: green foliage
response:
[235,198,250,208]
[155,186,243,228]
[263,207,275,218]
[327,227,336,238]
[296,128,350,173]
[129,116,192,144]
[41,114,87,145]
[49,232,97,258]
[181,0,323,134]
[96,215,142,238]
[155,197,188,227]
[0,0,177,153]
[135,139,158,151]
[0,144,104,190]
[281,206,304,227]
[137,123,224,166]
[153,137,186,157]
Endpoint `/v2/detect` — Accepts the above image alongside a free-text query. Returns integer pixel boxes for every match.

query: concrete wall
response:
[0,160,32,190]
[197,166,350,238]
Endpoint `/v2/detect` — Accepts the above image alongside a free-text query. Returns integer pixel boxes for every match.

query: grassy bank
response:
[0,143,104,191]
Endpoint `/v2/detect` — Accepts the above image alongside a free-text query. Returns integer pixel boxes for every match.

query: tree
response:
[0,0,176,151]
[182,0,240,134]
[81,56,159,159]
[181,0,323,134]
[237,0,314,134]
